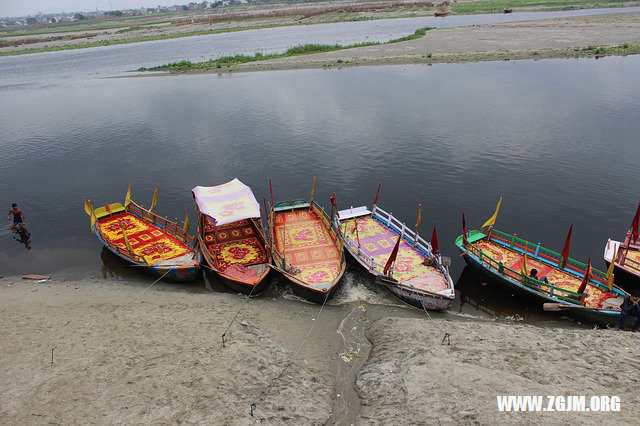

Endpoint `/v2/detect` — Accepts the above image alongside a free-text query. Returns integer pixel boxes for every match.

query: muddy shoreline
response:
[1,278,638,423]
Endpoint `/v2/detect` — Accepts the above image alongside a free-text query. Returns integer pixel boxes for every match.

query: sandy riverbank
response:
[1,277,638,424]
[231,11,640,72]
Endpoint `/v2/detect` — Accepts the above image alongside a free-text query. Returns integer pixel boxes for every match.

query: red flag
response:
[373,184,381,206]
[383,234,402,275]
[631,202,640,244]
[577,257,591,297]
[462,213,468,246]
[431,223,439,255]
[560,224,572,268]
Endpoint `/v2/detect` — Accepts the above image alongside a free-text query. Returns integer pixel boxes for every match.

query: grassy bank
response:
[139,26,433,72]
[452,0,633,14]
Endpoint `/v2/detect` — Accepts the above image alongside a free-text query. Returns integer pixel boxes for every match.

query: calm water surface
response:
[1,49,639,322]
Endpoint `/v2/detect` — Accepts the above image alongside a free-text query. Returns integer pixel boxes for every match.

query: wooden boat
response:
[267,181,346,303]
[434,10,449,16]
[603,203,640,288]
[83,189,201,282]
[336,199,455,311]
[456,228,629,325]
[504,8,513,13]
[192,179,272,295]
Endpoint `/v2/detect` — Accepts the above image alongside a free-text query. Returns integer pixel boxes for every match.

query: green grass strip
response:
[452,0,631,14]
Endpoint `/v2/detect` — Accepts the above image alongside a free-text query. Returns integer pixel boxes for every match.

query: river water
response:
[1,9,639,322]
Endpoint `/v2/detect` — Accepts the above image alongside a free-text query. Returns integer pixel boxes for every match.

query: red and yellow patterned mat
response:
[473,239,620,309]
[99,213,189,264]
[342,217,448,294]
[203,218,268,271]
[274,209,341,287]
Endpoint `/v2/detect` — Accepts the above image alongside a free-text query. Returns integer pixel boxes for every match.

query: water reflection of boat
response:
[604,203,640,289]
[84,186,201,282]
[268,178,346,304]
[336,188,455,311]
[193,179,272,295]
[456,227,628,325]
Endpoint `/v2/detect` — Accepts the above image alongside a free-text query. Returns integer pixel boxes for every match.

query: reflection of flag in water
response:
[481,197,502,231]
[520,242,528,277]
[124,182,131,208]
[431,223,439,255]
[384,234,402,275]
[462,213,468,246]
[606,246,617,291]
[577,258,592,301]
[560,224,572,269]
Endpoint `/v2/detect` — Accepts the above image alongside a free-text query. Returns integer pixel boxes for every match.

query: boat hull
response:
[219,269,272,295]
[289,275,344,304]
[459,247,622,326]
[376,276,452,311]
[604,261,640,291]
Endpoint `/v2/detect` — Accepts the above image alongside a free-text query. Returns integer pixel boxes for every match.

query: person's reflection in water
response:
[13,223,31,250]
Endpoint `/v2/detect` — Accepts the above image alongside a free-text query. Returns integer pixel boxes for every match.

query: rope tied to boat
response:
[218,266,261,348]
[421,301,451,346]
[250,290,331,417]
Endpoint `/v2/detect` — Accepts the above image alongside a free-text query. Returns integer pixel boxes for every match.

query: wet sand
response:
[1,277,639,423]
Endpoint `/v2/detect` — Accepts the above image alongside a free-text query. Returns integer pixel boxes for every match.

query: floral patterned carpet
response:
[473,239,621,309]
[203,218,268,272]
[273,209,342,287]
[99,213,189,264]
[341,216,448,294]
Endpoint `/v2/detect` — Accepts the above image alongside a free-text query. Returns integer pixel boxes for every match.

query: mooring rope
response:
[250,290,331,417]
[421,301,451,346]
[220,275,261,348]
[131,268,172,299]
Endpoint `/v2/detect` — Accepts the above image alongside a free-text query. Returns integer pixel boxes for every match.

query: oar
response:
[543,303,584,312]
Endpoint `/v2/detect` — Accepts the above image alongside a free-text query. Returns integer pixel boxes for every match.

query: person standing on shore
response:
[7,203,25,230]
[619,290,640,331]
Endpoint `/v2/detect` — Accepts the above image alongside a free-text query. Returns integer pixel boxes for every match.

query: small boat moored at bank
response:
[456,207,628,325]
[267,178,346,304]
[84,184,201,282]
[336,186,454,311]
[604,202,640,288]
[193,179,272,295]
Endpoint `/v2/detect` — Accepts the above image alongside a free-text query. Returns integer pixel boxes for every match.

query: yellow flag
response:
[481,197,502,231]
[124,182,131,208]
[150,184,159,212]
[120,224,134,254]
[415,203,423,230]
[606,245,618,291]
[520,242,528,277]
[183,208,190,234]
[84,198,97,229]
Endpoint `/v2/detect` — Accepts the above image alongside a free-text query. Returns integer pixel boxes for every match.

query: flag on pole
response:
[384,234,402,275]
[606,246,617,291]
[520,242,529,277]
[431,223,439,255]
[120,224,134,254]
[373,184,381,206]
[183,208,190,234]
[462,213,468,246]
[150,184,159,212]
[124,182,131,208]
[481,197,502,231]
[309,176,317,205]
[84,199,97,229]
[631,202,640,244]
[577,258,592,299]
[560,224,572,268]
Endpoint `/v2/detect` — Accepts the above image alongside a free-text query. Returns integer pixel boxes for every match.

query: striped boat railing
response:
[463,237,585,304]
[312,200,346,264]
[490,229,611,289]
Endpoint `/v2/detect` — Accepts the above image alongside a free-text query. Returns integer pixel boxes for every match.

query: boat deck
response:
[203,218,268,275]
[473,239,621,309]
[342,216,448,294]
[98,212,189,264]
[273,209,341,287]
